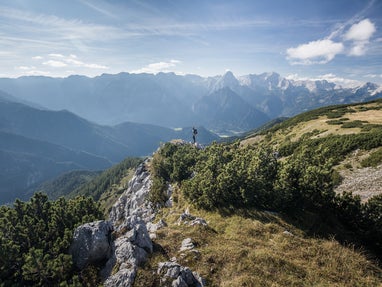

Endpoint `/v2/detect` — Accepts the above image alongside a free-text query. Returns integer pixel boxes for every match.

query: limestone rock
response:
[158,262,205,287]
[114,236,148,267]
[190,217,207,226]
[70,220,113,269]
[101,162,154,286]
[149,218,167,232]
[125,222,153,253]
[180,238,195,252]
[178,210,207,227]
[104,267,136,287]
[73,161,203,287]
[147,219,168,239]
[109,162,158,230]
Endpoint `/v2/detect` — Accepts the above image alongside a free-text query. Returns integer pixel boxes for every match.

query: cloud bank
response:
[287,39,344,64]
[131,60,181,74]
[15,54,108,77]
[287,18,377,64]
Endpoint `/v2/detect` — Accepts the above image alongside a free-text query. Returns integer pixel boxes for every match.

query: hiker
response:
[192,127,198,144]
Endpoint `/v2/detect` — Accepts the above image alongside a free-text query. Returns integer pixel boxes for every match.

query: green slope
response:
[135,99,382,285]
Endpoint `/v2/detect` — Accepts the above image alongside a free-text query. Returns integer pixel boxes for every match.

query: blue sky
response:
[1,0,381,86]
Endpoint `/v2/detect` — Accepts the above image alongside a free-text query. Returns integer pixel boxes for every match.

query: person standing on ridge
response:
[192,127,198,144]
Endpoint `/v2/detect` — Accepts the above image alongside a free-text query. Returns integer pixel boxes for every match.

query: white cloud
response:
[38,54,108,70]
[84,63,108,69]
[364,74,378,78]
[286,73,362,88]
[344,19,376,42]
[363,74,382,82]
[317,73,361,87]
[15,66,51,76]
[43,60,67,67]
[344,19,376,56]
[64,54,108,69]
[17,65,36,71]
[48,53,65,58]
[32,56,43,60]
[131,60,181,74]
[287,18,377,64]
[286,39,344,64]
[348,43,368,56]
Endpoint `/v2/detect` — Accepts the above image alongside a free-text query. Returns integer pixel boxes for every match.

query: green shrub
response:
[0,193,103,286]
[361,124,382,132]
[341,120,367,129]
[149,176,169,205]
[361,148,382,167]
[278,140,300,157]
[150,142,199,205]
[326,110,347,119]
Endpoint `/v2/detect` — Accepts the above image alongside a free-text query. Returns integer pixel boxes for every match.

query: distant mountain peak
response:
[212,71,239,92]
[223,70,235,78]
[262,71,280,80]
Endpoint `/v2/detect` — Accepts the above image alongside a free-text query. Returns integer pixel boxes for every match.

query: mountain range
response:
[0,71,381,134]
[1,71,382,203]
[0,94,219,204]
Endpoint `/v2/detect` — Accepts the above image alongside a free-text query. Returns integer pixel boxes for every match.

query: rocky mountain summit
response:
[70,161,205,286]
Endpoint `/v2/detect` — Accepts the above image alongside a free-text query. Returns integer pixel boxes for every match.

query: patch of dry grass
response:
[134,191,382,287]
[243,102,382,150]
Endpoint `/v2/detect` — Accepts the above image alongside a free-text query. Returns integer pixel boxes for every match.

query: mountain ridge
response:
[1,71,381,133]
[0,97,220,204]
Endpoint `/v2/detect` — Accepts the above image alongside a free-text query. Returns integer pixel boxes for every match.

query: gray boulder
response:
[104,267,136,287]
[102,234,150,286]
[126,222,153,253]
[157,262,205,287]
[70,220,113,269]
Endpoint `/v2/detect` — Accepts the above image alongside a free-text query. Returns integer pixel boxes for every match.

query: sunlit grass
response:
[134,190,382,287]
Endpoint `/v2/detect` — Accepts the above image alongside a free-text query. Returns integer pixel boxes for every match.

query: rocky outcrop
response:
[101,163,154,286]
[70,220,113,269]
[102,230,150,287]
[71,161,204,286]
[109,163,155,228]
[157,262,205,287]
